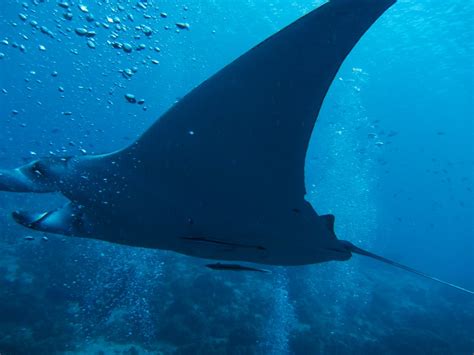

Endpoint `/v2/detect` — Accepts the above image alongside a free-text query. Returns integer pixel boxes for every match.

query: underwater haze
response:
[0,0,473,354]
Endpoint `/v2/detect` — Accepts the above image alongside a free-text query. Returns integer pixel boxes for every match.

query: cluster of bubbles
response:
[258,270,296,355]
[303,66,380,335]
[0,0,200,164]
[76,245,164,346]
[1,0,193,124]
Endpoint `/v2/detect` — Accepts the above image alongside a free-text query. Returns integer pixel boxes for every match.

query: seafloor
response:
[1,228,473,354]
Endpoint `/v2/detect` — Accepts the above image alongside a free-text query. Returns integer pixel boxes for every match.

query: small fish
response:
[206,263,269,273]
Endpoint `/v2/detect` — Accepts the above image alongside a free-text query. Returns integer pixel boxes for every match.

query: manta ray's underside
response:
[0,0,472,294]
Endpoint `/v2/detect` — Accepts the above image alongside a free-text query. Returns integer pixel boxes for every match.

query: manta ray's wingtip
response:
[328,0,396,9]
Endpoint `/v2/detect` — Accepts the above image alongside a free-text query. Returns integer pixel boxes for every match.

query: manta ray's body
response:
[1,0,472,293]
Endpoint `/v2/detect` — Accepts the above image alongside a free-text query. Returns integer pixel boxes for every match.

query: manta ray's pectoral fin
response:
[12,202,93,237]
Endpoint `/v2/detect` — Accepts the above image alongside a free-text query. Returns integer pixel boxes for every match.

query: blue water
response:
[0,0,473,354]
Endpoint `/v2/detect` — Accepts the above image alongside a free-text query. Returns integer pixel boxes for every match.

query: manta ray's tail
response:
[341,241,474,295]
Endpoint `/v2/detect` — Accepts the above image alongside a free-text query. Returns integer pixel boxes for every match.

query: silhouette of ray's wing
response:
[121,0,396,206]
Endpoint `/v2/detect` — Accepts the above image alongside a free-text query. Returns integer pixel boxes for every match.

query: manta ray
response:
[0,0,472,294]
